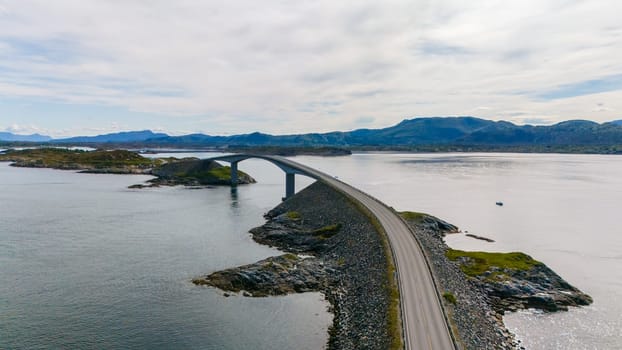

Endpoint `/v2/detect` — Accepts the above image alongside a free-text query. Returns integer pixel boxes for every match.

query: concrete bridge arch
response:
[208,154,320,199]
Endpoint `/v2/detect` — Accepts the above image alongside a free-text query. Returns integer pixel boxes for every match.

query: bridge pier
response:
[285,173,295,200]
[230,161,238,186]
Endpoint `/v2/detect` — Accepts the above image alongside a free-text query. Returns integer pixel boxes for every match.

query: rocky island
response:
[0,148,157,174]
[445,249,592,313]
[400,211,593,349]
[137,157,255,187]
[0,148,255,187]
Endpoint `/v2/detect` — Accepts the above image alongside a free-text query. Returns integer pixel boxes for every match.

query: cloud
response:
[417,41,471,56]
[0,0,621,135]
[355,116,375,125]
[516,117,557,125]
[592,103,614,112]
[535,75,622,100]
[5,123,39,134]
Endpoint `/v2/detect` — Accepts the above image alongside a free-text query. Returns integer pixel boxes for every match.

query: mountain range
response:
[138,117,622,147]
[0,132,52,142]
[2,117,622,148]
[54,130,168,143]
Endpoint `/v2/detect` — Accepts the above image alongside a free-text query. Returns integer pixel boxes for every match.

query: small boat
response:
[496,202,503,206]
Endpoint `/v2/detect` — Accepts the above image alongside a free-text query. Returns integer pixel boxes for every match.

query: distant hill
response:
[143,117,622,147]
[54,130,168,143]
[458,119,622,145]
[350,116,493,145]
[0,132,52,142]
[142,117,494,147]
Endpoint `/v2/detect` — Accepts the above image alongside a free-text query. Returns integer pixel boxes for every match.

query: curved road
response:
[232,155,456,350]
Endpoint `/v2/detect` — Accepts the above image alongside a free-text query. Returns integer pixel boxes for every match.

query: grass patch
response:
[0,148,156,169]
[286,211,301,220]
[442,291,457,305]
[203,166,251,182]
[206,165,232,181]
[399,211,426,222]
[312,223,341,234]
[151,158,254,185]
[445,249,542,277]
[283,253,299,261]
[176,166,232,182]
[312,223,342,239]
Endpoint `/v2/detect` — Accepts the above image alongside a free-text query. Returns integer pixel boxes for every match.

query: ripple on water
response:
[504,304,621,350]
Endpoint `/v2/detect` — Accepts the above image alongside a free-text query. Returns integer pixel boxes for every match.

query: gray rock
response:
[193,181,393,350]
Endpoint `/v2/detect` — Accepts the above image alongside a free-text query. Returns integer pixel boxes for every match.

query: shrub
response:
[443,291,457,305]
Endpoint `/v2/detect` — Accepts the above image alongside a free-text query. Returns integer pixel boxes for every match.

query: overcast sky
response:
[1,0,621,137]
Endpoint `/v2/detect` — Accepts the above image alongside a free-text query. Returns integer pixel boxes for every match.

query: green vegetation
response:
[286,211,301,220]
[203,165,231,181]
[0,148,257,187]
[283,253,299,261]
[312,223,342,239]
[0,148,157,170]
[445,249,542,277]
[151,158,255,185]
[442,291,457,305]
[312,223,341,233]
[399,211,426,222]
[173,165,233,182]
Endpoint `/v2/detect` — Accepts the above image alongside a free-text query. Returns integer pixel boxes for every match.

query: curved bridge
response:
[209,154,456,350]
[210,154,320,199]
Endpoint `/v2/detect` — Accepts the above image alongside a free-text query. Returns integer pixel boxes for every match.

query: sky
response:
[1,0,621,137]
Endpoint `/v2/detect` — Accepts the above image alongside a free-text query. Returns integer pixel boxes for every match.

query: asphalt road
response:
[268,156,456,350]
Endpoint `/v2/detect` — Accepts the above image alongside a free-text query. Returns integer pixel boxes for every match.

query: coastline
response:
[194,182,515,349]
[195,181,593,350]
[401,213,592,349]
[194,181,394,349]
[0,148,255,187]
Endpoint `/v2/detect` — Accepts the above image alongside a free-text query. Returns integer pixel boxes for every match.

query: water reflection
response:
[230,186,239,207]
[397,155,516,172]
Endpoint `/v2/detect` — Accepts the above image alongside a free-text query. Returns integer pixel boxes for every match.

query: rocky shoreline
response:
[133,157,255,187]
[193,181,393,350]
[401,212,593,349]
[192,181,593,350]
[0,148,255,187]
[402,214,522,349]
[445,249,593,314]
